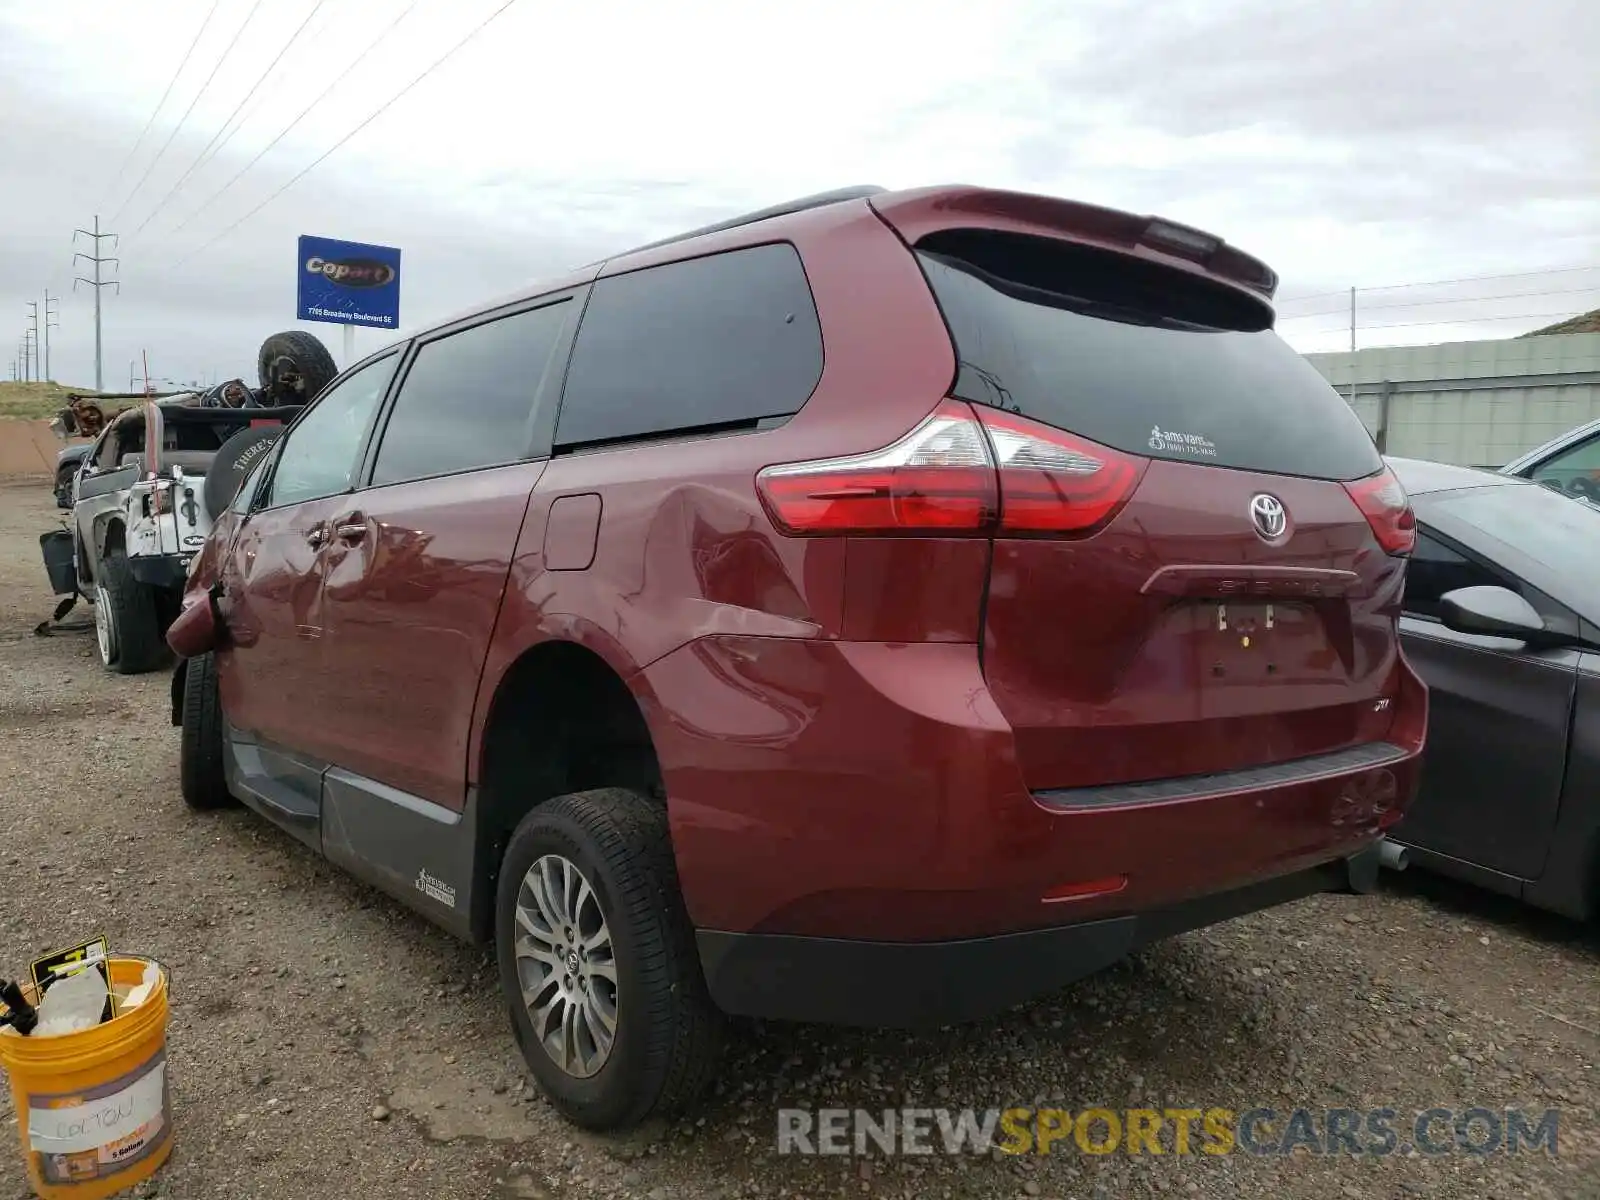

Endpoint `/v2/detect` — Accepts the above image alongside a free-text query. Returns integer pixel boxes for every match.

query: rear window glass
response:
[916,230,1383,482]
[554,243,823,450]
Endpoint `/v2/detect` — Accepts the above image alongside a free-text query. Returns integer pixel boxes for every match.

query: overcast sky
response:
[1,0,1595,389]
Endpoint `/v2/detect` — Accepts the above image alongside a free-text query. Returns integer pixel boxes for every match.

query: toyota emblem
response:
[1249,493,1288,541]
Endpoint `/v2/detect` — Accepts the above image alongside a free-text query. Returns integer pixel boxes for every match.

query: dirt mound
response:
[0,418,88,477]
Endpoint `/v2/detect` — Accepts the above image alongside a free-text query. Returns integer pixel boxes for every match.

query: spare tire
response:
[203,426,284,518]
[257,330,338,406]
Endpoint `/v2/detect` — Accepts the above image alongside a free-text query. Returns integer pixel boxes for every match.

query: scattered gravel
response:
[0,475,1595,1199]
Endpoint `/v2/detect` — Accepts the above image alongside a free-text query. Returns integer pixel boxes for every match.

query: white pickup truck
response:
[40,331,335,673]
[43,400,295,672]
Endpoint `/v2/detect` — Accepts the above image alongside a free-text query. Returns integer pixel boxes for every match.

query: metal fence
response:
[1302,332,1600,468]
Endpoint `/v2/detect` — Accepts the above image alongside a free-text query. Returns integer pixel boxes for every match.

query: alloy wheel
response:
[93,584,116,665]
[513,854,619,1079]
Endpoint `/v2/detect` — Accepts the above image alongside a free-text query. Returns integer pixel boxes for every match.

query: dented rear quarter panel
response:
[466,198,961,786]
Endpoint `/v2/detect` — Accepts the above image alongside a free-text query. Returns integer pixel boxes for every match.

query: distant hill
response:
[1520,308,1600,337]
[0,381,98,420]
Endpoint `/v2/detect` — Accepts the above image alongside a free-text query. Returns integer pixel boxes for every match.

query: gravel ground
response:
[0,474,1596,1200]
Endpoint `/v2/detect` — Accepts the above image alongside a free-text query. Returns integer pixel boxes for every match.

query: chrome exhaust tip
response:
[1378,838,1408,872]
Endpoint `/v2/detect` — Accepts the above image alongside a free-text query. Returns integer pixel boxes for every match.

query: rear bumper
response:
[130,552,191,591]
[644,636,1425,941]
[698,847,1378,1026]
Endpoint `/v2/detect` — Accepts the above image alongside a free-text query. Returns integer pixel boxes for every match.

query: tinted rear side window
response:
[916,230,1383,481]
[555,243,823,449]
[371,300,571,486]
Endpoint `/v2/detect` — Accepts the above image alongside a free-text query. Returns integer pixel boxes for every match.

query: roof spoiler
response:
[870,186,1280,300]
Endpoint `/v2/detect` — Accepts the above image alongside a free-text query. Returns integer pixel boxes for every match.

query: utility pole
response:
[43,291,59,382]
[73,215,119,393]
[1347,286,1358,408]
[26,301,39,383]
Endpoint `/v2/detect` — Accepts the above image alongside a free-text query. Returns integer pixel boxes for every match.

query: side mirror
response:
[1438,585,1556,645]
[166,586,223,659]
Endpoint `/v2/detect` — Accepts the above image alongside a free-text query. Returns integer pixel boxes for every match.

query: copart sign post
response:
[295,234,402,366]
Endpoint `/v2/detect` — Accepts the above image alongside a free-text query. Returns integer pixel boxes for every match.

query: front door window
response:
[266,355,398,509]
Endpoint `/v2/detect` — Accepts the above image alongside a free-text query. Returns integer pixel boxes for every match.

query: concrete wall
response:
[1303,332,1600,468]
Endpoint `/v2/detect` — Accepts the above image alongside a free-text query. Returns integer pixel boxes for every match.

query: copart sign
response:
[296,234,402,329]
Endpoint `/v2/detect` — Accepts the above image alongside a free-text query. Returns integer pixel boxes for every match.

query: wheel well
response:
[473,641,664,940]
[101,519,125,558]
[82,520,124,585]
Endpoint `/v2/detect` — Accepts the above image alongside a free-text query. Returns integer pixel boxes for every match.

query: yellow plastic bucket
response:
[0,957,173,1200]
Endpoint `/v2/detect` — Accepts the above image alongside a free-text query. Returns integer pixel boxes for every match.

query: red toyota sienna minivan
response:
[167,184,1425,1130]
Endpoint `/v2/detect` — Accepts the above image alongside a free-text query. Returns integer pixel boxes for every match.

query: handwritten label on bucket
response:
[28,1055,169,1184]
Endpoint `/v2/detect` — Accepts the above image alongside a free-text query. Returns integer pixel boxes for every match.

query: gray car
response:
[1388,456,1600,921]
[1499,415,1600,505]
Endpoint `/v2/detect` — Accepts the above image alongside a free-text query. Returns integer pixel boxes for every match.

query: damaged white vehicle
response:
[40,332,335,673]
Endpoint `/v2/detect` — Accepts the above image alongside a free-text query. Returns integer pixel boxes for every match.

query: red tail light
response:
[977,408,1147,533]
[1343,465,1416,555]
[755,400,1146,536]
[756,399,997,534]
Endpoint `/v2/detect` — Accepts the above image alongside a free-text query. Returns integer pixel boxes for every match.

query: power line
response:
[171,0,520,269]
[97,0,225,212]
[1293,310,1587,336]
[159,0,425,244]
[125,0,332,243]
[1277,284,1600,320]
[194,0,338,171]
[107,0,270,227]
[1277,264,1600,307]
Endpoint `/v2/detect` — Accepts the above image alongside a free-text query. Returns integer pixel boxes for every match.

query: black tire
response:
[496,788,722,1130]
[55,464,76,509]
[98,551,168,675]
[257,331,337,405]
[180,652,234,810]
[203,426,283,518]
